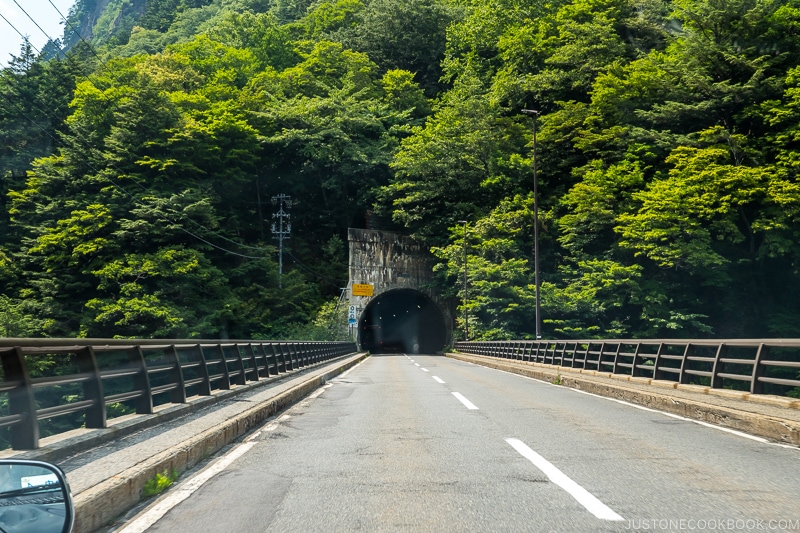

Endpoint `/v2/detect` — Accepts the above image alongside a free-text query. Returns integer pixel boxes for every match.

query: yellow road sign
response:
[352,283,374,297]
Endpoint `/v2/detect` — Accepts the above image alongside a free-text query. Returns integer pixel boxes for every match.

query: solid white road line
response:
[432,376,445,384]
[488,364,796,449]
[569,389,775,445]
[506,438,624,522]
[452,392,479,410]
[117,441,257,533]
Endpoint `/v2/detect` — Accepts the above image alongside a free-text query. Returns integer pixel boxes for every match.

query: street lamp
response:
[457,220,469,341]
[521,109,542,340]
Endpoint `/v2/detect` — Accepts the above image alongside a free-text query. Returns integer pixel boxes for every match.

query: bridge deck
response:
[2,351,799,532]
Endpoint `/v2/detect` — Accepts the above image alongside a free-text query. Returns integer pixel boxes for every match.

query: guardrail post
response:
[213,345,231,389]
[630,343,642,378]
[750,343,768,394]
[581,342,590,369]
[245,344,259,381]
[3,347,39,449]
[678,343,693,385]
[596,342,606,370]
[652,343,665,380]
[611,343,622,374]
[273,343,285,372]
[167,345,188,403]
[278,343,290,371]
[232,344,247,386]
[253,344,268,377]
[257,344,270,377]
[300,342,308,367]
[76,347,107,429]
[710,343,727,389]
[194,345,212,396]
[127,346,154,413]
[295,343,303,367]
[309,342,316,365]
[320,343,329,362]
[284,342,293,367]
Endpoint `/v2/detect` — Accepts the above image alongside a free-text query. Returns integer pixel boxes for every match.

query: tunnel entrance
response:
[358,289,446,354]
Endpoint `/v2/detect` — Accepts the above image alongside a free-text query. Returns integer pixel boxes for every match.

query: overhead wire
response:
[43,0,113,70]
[9,3,365,284]
[0,3,275,261]
[286,251,347,288]
[0,13,43,57]
[0,90,267,260]
[10,0,54,50]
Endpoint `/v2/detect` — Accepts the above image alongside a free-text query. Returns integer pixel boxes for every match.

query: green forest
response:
[2,0,800,341]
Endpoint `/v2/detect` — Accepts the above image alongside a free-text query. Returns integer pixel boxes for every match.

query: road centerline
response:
[506,438,624,522]
[452,392,479,410]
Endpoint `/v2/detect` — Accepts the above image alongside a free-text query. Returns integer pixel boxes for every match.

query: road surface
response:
[118,354,800,532]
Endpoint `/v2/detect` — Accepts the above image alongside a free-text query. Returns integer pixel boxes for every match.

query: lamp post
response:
[457,220,468,341]
[521,109,542,340]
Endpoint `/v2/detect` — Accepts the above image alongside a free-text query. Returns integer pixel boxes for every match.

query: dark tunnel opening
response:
[358,289,446,354]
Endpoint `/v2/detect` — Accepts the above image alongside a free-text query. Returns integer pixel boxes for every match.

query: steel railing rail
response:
[455,338,800,398]
[0,338,357,450]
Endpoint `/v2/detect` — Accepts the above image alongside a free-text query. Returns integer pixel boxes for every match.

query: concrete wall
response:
[347,228,453,346]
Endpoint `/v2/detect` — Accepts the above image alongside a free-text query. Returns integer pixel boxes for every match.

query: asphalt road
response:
[119,354,800,532]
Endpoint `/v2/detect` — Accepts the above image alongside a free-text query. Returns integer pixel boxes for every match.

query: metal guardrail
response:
[0,339,357,450]
[455,339,800,397]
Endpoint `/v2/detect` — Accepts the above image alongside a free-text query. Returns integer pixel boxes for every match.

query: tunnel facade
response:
[359,289,447,354]
[348,228,453,353]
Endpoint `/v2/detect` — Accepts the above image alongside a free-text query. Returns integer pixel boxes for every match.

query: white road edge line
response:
[432,376,445,384]
[118,358,370,532]
[307,383,333,400]
[570,389,772,444]
[506,438,624,522]
[117,441,257,533]
[452,392,479,410]
[489,364,795,449]
[245,414,291,441]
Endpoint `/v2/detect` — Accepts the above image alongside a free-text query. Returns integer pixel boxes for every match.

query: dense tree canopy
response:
[3,0,800,342]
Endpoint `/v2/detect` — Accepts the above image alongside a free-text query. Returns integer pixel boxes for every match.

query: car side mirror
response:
[0,460,74,533]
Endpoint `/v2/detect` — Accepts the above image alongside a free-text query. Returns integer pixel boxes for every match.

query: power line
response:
[0,14,42,58]
[10,0,54,49]
[0,90,266,261]
[287,251,347,288]
[0,5,275,260]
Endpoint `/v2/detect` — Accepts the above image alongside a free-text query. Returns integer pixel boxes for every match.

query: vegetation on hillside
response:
[2,0,800,341]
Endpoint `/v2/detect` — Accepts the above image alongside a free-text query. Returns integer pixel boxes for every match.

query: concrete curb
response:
[447,352,800,447]
[73,352,368,533]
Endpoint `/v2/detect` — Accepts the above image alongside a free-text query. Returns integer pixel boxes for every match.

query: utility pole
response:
[521,109,542,340]
[458,220,469,341]
[271,194,291,288]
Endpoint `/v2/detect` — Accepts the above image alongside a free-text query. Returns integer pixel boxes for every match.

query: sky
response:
[0,0,76,66]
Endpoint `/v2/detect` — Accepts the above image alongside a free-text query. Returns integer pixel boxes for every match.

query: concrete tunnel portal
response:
[358,289,447,354]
